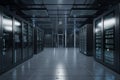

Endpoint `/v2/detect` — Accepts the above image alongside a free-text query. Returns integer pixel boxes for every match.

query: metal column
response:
[65,15,67,48]
[55,15,58,47]
[74,15,76,48]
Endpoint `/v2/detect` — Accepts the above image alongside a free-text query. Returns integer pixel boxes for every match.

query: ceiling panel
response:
[71,10,97,16]
[20,0,35,4]
[75,0,94,4]
[45,0,73,17]
[68,18,87,21]
[34,0,43,4]
[44,0,73,4]
[22,10,48,16]
[18,0,96,30]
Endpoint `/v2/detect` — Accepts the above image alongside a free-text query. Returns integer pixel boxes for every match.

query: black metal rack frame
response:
[93,4,120,73]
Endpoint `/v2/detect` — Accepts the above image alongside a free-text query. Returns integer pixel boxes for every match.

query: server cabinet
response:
[36,29,41,53]
[22,23,28,60]
[2,14,13,70]
[0,11,2,73]
[0,41,1,73]
[37,30,40,52]
[41,31,44,51]
[34,28,37,54]
[34,27,44,54]
[93,4,120,73]
[94,18,103,62]
[39,31,44,51]
[103,13,115,65]
[13,19,22,63]
[0,6,34,75]
[79,24,93,56]
[28,26,33,57]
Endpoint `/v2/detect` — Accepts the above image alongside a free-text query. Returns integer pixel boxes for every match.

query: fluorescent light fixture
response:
[15,20,21,26]
[3,18,21,31]
[98,22,102,27]
[3,18,12,26]
[97,18,116,28]
[3,18,21,26]
[4,26,13,31]
[3,18,13,31]
[96,17,116,32]
[104,18,116,29]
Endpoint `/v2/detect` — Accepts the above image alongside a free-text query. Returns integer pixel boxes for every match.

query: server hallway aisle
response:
[0,48,119,80]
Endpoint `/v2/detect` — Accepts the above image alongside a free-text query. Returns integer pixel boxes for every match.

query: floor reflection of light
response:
[65,48,68,61]
[74,48,76,54]
[65,48,68,54]
[105,75,115,80]
[28,62,31,69]
[21,65,25,74]
[54,48,56,56]
[12,69,17,80]
[73,48,77,66]
[12,69,17,75]
[55,63,66,80]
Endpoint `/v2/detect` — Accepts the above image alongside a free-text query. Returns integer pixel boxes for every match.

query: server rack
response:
[13,18,22,64]
[34,28,37,54]
[37,31,41,52]
[40,31,44,51]
[0,11,2,73]
[93,4,120,73]
[79,24,93,56]
[0,6,34,74]
[2,14,13,71]
[22,23,29,60]
[34,27,44,54]
[28,25,34,57]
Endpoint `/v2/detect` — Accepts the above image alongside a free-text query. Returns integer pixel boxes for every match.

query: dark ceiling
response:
[0,0,120,33]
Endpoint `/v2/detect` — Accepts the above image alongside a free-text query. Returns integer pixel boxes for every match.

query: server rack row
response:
[0,7,44,74]
[93,4,120,73]
[34,27,44,54]
[79,24,93,56]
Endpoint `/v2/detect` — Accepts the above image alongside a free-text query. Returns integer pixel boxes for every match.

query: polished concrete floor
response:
[0,48,120,80]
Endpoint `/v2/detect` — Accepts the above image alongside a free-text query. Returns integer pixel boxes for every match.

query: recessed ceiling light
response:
[59,21,62,25]
[58,0,63,4]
